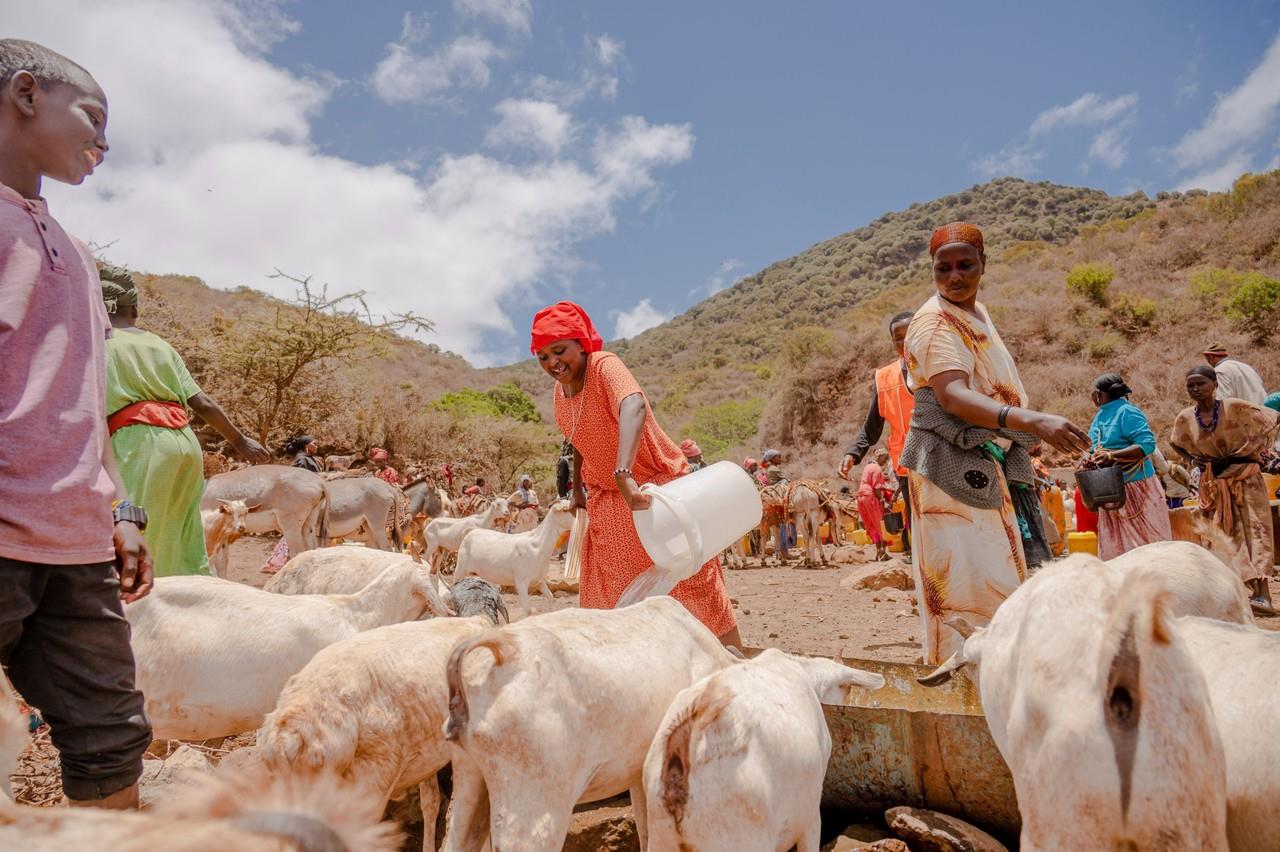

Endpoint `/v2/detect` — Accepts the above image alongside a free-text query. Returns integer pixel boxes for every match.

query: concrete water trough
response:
[746,649,1020,839]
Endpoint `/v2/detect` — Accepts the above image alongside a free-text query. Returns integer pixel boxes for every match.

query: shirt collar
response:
[0,181,48,212]
[1098,398,1128,414]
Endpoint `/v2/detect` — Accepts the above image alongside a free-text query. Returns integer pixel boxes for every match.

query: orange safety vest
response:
[874,361,915,476]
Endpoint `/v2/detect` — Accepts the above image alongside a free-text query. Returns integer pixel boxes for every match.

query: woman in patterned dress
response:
[531,301,740,646]
[903,223,1090,664]
[1171,365,1280,613]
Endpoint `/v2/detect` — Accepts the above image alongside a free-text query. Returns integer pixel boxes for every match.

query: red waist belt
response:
[108,400,190,435]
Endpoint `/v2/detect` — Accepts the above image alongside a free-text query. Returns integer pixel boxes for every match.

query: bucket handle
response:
[639,483,704,580]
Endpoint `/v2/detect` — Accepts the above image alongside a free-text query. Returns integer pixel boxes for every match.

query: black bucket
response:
[884,511,904,534]
[1077,466,1126,511]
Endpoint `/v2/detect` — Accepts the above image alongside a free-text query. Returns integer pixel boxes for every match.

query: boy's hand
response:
[113,522,154,603]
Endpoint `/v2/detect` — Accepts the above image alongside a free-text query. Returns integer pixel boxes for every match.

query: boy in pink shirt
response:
[0,39,153,809]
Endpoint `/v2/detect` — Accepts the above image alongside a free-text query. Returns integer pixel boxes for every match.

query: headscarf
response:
[762,449,781,464]
[530,301,604,356]
[1265,392,1280,414]
[1092,373,1133,400]
[743,457,758,469]
[100,264,138,314]
[369,447,389,462]
[1202,342,1229,356]
[680,439,702,458]
[929,222,985,258]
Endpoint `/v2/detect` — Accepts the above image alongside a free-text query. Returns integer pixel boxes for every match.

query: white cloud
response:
[972,143,1046,179]
[704,258,743,295]
[975,92,1137,177]
[1176,150,1255,192]
[373,34,501,104]
[16,0,694,366]
[1175,55,1200,106]
[484,99,573,154]
[453,0,531,34]
[528,33,623,106]
[1172,32,1280,170]
[1029,93,1138,136]
[1088,123,1130,170]
[612,299,672,339]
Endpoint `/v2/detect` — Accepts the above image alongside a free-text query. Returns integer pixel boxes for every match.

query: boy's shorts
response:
[0,556,152,800]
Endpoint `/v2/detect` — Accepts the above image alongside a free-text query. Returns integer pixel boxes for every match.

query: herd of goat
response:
[1,515,1279,849]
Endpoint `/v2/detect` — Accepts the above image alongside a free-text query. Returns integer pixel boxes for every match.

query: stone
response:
[820,819,901,851]
[885,806,1009,852]
[139,744,214,810]
[565,799,639,852]
[848,564,915,591]
[831,545,870,564]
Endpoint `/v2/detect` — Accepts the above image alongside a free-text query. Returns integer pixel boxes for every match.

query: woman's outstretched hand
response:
[617,473,652,511]
[1028,412,1091,456]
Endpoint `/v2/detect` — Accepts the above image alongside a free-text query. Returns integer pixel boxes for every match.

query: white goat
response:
[0,771,399,851]
[919,557,1229,850]
[1176,616,1280,852]
[200,498,255,579]
[265,546,446,601]
[1106,540,1254,624]
[127,568,449,741]
[441,597,739,852]
[422,498,510,573]
[256,579,508,852]
[455,500,574,616]
[644,649,884,852]
[0,670,28,802]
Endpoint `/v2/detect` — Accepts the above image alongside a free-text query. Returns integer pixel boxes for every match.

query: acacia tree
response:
[212,270,433,446]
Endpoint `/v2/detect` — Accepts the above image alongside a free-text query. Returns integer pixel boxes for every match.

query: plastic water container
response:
[1066,531,1099,556]
[617,461,764,606]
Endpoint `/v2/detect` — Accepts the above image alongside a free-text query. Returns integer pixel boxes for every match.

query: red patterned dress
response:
[554,351,736,636]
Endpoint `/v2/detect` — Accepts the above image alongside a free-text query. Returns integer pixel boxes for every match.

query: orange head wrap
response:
[369,447,388,462]
[680,439,702,458]
[929,222,985,257]
[530,300,604,356]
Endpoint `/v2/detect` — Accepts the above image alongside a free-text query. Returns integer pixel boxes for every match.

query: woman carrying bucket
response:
[531,301,741,648]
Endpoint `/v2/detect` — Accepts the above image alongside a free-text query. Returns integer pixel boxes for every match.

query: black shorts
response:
[0,557,152,800]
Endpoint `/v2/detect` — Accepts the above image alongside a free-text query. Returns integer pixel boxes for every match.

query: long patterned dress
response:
[1170,399,1280,583]
[904,294,1030,664]
[554,351,736,636]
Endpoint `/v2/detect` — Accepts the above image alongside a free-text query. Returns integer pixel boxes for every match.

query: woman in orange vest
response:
[840,311,916,559]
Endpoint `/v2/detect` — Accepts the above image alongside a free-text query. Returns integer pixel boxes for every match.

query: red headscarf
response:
[929,222,985,257]
[369,447,389,462]
[680,439,702,458]
[530,301,604,355]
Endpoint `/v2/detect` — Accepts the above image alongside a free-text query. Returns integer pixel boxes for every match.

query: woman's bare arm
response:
[188,392,269,463]
[615,392,652,510]
[930,370,1090,455]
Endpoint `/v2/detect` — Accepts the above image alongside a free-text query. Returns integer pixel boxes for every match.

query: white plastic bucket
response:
[617,461,763,606]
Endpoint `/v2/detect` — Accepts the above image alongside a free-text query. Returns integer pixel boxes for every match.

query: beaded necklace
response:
[1195,399,1221,433]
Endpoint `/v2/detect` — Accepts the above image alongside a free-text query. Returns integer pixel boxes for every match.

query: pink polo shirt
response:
[0,183,115,564]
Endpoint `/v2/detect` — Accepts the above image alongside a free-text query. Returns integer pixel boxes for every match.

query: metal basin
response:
[822,657,1019,837]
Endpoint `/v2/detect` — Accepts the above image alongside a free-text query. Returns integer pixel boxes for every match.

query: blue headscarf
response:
[1265,392,1280,413]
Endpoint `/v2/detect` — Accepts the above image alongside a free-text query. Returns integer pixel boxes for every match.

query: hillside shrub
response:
[1066,263,1114,306]
[1109,295,1158,336]
[781,326,835,368]
[686,398,765,460]
[1225,274,1280,343]
[1085,333,1119,361]
[430,382,540,422]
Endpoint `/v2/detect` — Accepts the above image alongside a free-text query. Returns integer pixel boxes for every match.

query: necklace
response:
[562,367,588,446]
[1195,399,1220,433]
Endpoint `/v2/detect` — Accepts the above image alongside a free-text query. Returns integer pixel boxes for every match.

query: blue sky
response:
[16,1,1280,364]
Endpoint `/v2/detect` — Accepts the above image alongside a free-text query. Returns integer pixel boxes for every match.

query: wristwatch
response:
[112,499,148,531]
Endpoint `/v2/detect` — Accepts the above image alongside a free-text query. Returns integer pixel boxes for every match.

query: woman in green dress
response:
[101,266,268,575]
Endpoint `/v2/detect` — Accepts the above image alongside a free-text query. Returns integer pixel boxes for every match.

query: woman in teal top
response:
[1086,373,1171,559]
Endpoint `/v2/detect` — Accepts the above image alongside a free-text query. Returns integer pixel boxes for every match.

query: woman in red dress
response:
[531,301,740,646]
[857,448,896,561]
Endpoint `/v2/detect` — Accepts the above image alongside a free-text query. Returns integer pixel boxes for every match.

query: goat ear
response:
[945,615,976,640]
[217,500,232,513]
